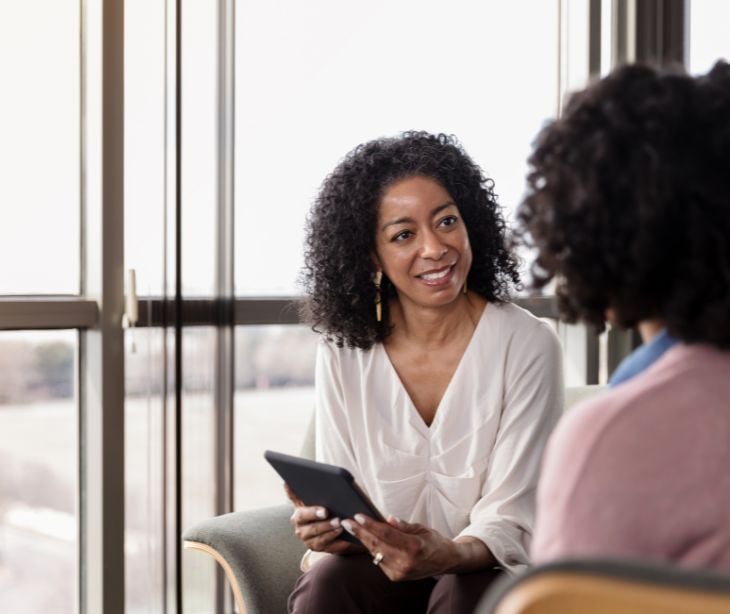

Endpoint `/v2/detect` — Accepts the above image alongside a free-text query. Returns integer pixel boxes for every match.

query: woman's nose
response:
[420,232,448,259]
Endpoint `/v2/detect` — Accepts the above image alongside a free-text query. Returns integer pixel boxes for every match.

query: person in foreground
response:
[519,62,730,570]
[287,132,564,613]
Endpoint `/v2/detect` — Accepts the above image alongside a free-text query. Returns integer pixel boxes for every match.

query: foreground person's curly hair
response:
[301,131,520,349]
[517,61,730,348]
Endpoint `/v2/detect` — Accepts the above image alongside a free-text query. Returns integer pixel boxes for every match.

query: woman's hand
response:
[340,514,492,581]
[285,484,356,555]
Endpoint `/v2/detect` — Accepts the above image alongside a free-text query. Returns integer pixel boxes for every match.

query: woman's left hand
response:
[340,514,462,581]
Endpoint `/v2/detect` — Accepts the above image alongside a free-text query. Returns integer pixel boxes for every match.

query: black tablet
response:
[264,450,385,544]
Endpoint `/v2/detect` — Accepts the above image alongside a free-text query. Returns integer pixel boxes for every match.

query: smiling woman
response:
[288,132,565,614]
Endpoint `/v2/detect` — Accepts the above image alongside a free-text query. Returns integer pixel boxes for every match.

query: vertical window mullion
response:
[214,1,236,611]
[79,0,126,613]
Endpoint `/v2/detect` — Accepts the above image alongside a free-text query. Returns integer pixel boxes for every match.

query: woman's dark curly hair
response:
[517,61,730,347]
[301,131,520,349]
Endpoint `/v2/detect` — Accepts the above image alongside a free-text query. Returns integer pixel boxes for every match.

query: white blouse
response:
[315,302,564,572]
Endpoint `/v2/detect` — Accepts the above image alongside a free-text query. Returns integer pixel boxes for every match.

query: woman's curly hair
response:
[301,131,520,349]
[517,61,730,347]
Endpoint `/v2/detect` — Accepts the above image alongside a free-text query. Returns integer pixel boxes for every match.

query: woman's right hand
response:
[285,484,354,554]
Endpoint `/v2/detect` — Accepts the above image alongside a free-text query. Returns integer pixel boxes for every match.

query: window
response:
[0,330,78,613]
[181,0,218,297]
[125,328,167,612]
[6,1,676,611]
[0,2,80,295]
[234,325,317,510]
[688,0,730,73]
[234,0,560,296]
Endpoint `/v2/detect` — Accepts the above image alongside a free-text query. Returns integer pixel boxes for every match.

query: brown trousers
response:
[288,554,502,614]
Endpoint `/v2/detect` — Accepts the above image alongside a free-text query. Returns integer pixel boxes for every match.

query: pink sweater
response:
[532,343,730,571]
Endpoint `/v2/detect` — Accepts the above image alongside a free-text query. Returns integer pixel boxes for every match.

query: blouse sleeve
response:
[457,320,564,573]
[313,340,360,480]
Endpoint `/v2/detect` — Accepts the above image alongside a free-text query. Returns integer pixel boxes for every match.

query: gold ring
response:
[372,552,384,566]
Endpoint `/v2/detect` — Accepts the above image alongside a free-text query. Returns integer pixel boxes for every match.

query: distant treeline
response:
[0,327,319,404]
[126,326,319,396]
[0,341,74,403]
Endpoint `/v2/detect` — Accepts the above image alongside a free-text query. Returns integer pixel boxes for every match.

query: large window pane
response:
[125,0,168,298]
[0,330,77,613]
[182,328,217,614]
[125,328,167,614]
[234,0,559,295]
[689,0,730,73]
[234,326,317,510]
[181,1,218,297]
[0,2,80,295]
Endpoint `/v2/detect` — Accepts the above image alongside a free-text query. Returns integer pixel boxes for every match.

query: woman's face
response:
[373,175,472,311]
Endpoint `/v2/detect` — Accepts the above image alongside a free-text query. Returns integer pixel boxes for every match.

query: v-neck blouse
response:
[375,301,489,433]
[314,302,564,572]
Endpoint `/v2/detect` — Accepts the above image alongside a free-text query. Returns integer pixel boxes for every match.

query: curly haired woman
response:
[286,132,564,613]
[520,62,730,570]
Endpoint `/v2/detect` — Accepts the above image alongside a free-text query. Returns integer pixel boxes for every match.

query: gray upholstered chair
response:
[475,558,730,614]
[183,385,604,614]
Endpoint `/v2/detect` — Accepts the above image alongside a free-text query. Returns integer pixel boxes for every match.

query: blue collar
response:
[608,328,679,387]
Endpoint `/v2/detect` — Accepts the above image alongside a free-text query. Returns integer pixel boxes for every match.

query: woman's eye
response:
[392,230,412,242]
[439,215,458,228]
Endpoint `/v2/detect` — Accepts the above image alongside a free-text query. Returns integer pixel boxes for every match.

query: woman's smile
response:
[416,263,456,285]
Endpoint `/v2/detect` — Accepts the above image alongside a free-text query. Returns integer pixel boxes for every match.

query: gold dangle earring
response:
[374,271,383,322]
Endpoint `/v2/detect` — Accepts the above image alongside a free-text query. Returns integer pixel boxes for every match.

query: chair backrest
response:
[476,559,730,614]
[299,410,316,460]
[565,384,604,411]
